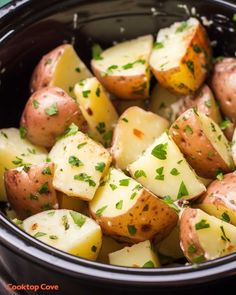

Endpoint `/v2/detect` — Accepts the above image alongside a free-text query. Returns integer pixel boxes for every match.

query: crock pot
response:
[0,0,236,294]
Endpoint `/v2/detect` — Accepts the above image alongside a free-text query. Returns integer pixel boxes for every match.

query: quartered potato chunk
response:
[89,168,178,243]
[74,77,118,146]
[197,172,236,226]
[49,128,112,200]
[170,108,234,179]
[180,208,236,263]
[22,209,102,260]
[30,44,92,97]
[150,18,212,95]
[111,107,169,170]
[128,132,206,201]
[0,128,48,201]
[91,35,153,100]
[57,192,87,215]
[109,240,160,268]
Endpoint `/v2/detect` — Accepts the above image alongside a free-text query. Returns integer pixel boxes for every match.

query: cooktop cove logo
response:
[6,284,60,292]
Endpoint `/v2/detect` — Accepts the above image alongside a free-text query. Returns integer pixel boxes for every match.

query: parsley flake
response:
[70,211,86,227]
[151,143,168,160]
[45,103,58,116]
[195,219,210,230]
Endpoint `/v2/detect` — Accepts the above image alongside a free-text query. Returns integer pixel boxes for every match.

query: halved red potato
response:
[30,44,92,96]
[211,58,236,123]
[111,107,169,170]
[4,163,58,219]
[109,240,160,268]
[91,35,153,100]
[170,108,234,179]
[196,172,236,226]
[0,128,48,202]
[74,77,118,147]
[180,208,236,263]
[20,86,87,148]
[128,132,206,201]
[49,129,112,201]
[150,18,212,95]
[89,167,178,243]
[22,209,102,260]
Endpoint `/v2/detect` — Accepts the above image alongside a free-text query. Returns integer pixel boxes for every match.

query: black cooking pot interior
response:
[0,0,236,294]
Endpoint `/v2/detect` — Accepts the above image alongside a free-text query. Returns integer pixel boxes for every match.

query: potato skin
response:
[176,84,222,124]
[170,108,231,178]
[180,208,205,262]
[20,86,87,148]
[211,58,236,123]
[89,189,178,243]
[4,163,58,219]
[30,44,68,93]
[91,66,149,100]
[197,172,236,221]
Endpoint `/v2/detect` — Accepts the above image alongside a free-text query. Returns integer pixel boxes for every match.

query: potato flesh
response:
[0,128,48,201]
[51,45,92,97]
[22,209,102,260]
[199,113,234,169]
[193,209,236,260]
[111,107,169,170]
[109,240,160,267]
[128,132,206,200]
[92,35,153,77]
[49,131,112,200]
[57,192,87,215]
[231,129,236,166]
[89,168,144,218]
[74,77,118,146]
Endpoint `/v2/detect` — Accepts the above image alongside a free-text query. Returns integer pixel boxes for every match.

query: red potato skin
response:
[20,86,87,148]
[197,172,236,211]
[170,108,232,179]
[180,208,205,262]
[30,44,68,93]
[211,58,236,123]
[4,163,58,219]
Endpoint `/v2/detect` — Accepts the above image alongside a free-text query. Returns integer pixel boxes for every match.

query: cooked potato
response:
[211,58,236,123]
[196,172,236,226]
[156,226,184,259]
[20,86,87,148]
[22,209,102,260]
[74,77,118,146]
[170,109,234,179]
[173,84,222,124]
[57,192,88,215]
[89,167,178,243]
[49,128,112,201]
[97,236,128,264]
[91,35,153,100]
[128,132,206,201]
[231,128,236,166]
[112,98,147,115]
[109,240,160,268]
[149,84,180,122]
[4,163,58,219]
[0,128,48,202]
[30,44,92,96]
[150,18,212,95]
[180,208,236,263]
[111,107,169,170]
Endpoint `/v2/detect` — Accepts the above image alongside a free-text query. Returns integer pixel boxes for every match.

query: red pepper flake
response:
[31,223,38,230]
[133,128,144,139]
[86,107,93,116]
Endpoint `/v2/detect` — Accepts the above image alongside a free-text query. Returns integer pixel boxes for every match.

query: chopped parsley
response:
[134,170,147,179]
[91,245,97,252]
[34,232,47,238]
[44,58,52,65]
[32,99,40,109]
[127,225,137,235]
[19,126,27,139]
[68,156,83,167]
[0,131,8,138]
[185,60,195,75]
[96,205,107,216]
[195,219,210,230]
[220,119,230,130]
[116,200,123,210]
[176,21,188,33]
[177,181,189,198]
[192,44,202,53]
[47,211,55,216]
[41,202,52,211]
[75,67,81,73]
[204,100,212,108]
[221,212,230,223]
[38,182,49,194]
[29,194,38,201]
[95,162,106,173]
[122,59,145,70]
[70,211,86,227]
[96,122,106,134]
[163,196,180,213]
[170,168,180,176]
[155,167,164,181]
[106,65,118,75]
[122,117,129,123]
[188,244,197,254]
[96,87,101,97]
[82,90,91,98]
[192,255,205,264]
[59,123,79,139]
[119,179,130,186]
[184,125,193,134]
[62,215,70,230]
[142,260,155,268]
[216,171,224,181]
[74,173,96,187]
[130,192,137,200]
[42,167,52,175]
[220,225,231,242]
[49,235,58,240]
[153,42,164,49]
[92,44,103,60]
[45,103,58,116]
[151,143,168,160]
[110,183,117,191]
[233,13,236,22]
[77,142,87,149]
